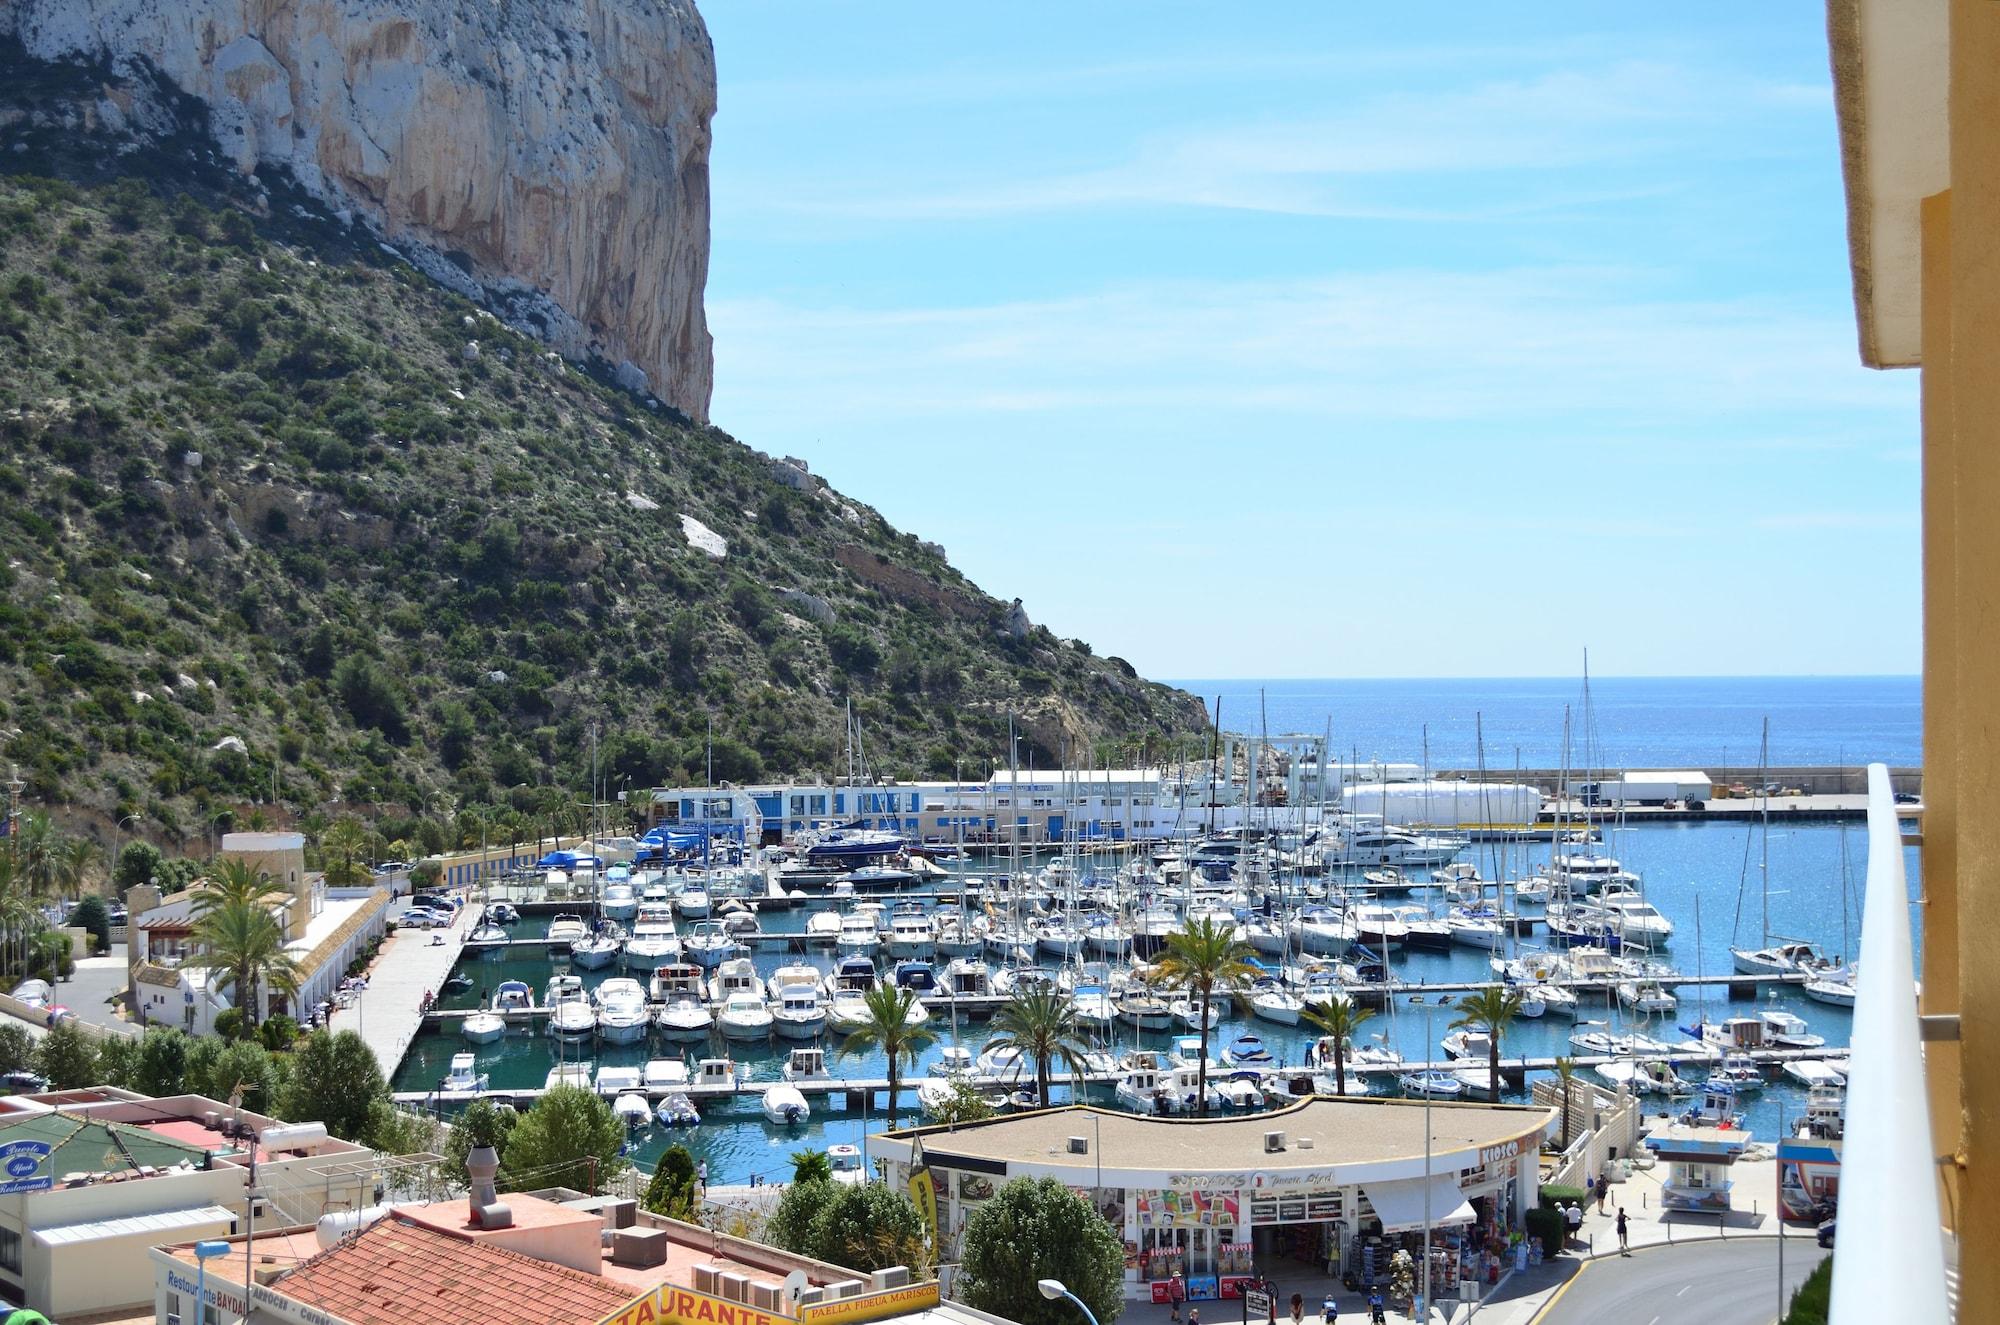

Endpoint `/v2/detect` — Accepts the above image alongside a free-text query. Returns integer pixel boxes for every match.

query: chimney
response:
[466,1146,512,1229]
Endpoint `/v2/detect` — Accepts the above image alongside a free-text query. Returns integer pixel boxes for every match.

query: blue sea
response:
[1164,676,1921,770]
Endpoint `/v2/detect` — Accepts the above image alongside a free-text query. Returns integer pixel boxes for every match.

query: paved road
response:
[1540,1238,1828,1325]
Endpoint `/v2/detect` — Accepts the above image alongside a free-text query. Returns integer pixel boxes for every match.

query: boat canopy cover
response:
[1360,1174,1477,1234]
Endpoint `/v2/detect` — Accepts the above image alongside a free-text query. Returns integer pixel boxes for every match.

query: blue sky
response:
[699,3,1919,680]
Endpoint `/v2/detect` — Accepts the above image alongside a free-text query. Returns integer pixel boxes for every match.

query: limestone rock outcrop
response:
[1,0,716,420]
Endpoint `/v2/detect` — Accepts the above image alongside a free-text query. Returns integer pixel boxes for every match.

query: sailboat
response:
[1730,720,1835,977]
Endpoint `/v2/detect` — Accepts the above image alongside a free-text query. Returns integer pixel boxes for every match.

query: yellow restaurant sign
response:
[597,1278,941,1325]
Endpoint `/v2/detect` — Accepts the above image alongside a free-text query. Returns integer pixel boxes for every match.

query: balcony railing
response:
[1829,763,1949,1321]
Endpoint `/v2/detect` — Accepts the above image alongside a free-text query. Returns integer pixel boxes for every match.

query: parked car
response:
[1,1070,48,1094]
[394,908,447,930]
[1894,791,1921,805]
[374,860,410,875]
[411,893,461,912]
[1816,1217,1837,1248]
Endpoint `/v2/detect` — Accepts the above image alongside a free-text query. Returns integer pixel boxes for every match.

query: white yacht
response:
[1329,822,1465,868]
[805,911,843,945]
[682,920,739,970]
[1730,940,1832,978]
[717,991,776,1041]
[1758,1008,1826,1049]
[1290,905,1357,956]
[773,985,829,1041]
[545,994,596,1041]
[884,908,936,960]
[1240,915,1289,957]
[1082,913,1132,959]
[1589,890,1675,944]
[1545,853,1642,894]
[835,910,883,957]
[1035,918,1088,962]
[656,993,713,1042]
[1248,982,1304,1027]
[545,914,588,949]
[441,1052,488,1094]
[594,977,651,1046]
[460,1008,506,1044]
[941,957,994,999]
[783,1046,834,1082]
[1350,905,1411,949]
[623,904,682,972]
[1444,907,1506,952]
[1616,977,1678,1015]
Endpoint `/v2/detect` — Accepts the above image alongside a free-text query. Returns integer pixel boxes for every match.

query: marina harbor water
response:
[386,813,1908,1187]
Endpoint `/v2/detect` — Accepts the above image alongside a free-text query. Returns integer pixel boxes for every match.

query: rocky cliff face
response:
[0,0,715,420]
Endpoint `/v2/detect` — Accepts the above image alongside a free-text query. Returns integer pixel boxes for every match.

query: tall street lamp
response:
[1410,992,1453,1323]
[117,813,143,895]
[1037,1279,1100,1325]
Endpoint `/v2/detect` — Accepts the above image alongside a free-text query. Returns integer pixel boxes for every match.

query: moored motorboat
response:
[763,1083,810,1126]
[656,1093,701,1127]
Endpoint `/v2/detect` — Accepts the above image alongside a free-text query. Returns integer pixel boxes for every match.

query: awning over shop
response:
[1359,1175,1475,1234]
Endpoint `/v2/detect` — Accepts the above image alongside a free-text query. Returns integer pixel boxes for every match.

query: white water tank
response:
[258,1122,328,1153]
[316,1205,392,1249]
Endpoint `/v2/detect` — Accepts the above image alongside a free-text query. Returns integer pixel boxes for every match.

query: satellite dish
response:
[784,1271,809,1304]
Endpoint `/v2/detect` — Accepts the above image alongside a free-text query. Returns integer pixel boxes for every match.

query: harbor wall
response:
[1433,766,1921,798]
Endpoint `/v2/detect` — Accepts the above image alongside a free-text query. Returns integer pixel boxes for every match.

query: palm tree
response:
[1299,996,1377,1098]
[193,858,291,914]
[1552,1057,1578,1149]
[1450,987,1525,1102]
[1152,917,1258,1116]
[320,815,371,887]
[836,983,937,1117]
[13,811,61,901]
[192,894,302,1034]
[790,1148,833,1183]
[54,836,101,903]
[985,986,1091,1106]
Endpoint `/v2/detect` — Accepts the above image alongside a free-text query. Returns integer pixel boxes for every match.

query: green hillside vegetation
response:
[0,141,1204,848]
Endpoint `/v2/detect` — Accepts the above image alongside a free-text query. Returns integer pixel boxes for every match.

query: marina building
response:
[125,831,392,1035]
[0,1086,379,1319]
[871,1098,1553,1303]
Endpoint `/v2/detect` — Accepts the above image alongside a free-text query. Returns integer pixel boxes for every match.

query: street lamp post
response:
[192,1238,229,1324]
[1038,1279,1101,1325]
[117,813,142,895]
[1410,992,1453,1323]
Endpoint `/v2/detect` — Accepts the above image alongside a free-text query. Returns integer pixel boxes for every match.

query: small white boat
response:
[1399,1070,1465,1099]
[1249,984,1305,1027]
[1223,1033,1273,1066]
[1445,907,1506,952]
[1171,996,1221,1031]
[805,911,843,945]
[976,1042,1028,1079]
[1758,1008,1826,1049]
[1290,905,1356,956]
[461,1010,506,1044]
[545,1061,593,1091]
[1441,1028,1494,1061]
[763,1083,810,1126]
[623,905,683,972]
[1617,978,1678,1015]
[1782,1059,1847,1088]
[717,991,775,1041]
[827,1142,865,1185]
[600,883,640,921]
[1730,940,1831,978]
[467,922,511,950]
[545,996,597,1040]
[783,1046,834,1082]
[642,1058,692,1091]
[482,902,520,925]
[493,980,534,1013]
[441,1052,488,1093]
[545,914,588,948]
[682,920,739,970]
[1596,1058,1693,1096]
[1804,967,1857,1008]
[613,1092,652,1129]
[676,883,712,919]
[656,1093,701,1127]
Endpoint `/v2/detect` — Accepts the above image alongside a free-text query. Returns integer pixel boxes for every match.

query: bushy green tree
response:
[94,1032,141,1089]
[132,1026,191,1096]
[34,1022,100,1089]
[770,1182,928,1274]
[765,1177,834,1258]
[500,1085,626,1193]
[443,1098,518,1186]
[70,895,111,953]
[185,1036,285,1113]
[114,841,164,896]
[282,1030,388,1141]
[961,1178,1123,1325]
[790,1148,833,1184]
[259,1013,299,1051]
[643,1145,701,1222]
[0,1024,35,1075]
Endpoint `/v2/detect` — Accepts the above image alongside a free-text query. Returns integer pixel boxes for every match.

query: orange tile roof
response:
[272,1215,634,1325]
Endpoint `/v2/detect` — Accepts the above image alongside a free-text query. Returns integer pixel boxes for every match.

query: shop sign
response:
[797,1283,942,1325]
[1244,1290,1272,1320]
[1168,1173,1249,1190]
[597,1284,789,1325]
[167,1268,249,1318]
[0,1140,50,1194]
[1479,1140,1522,1166]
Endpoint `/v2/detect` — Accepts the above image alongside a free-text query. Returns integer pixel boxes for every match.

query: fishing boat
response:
[709,956,763,1004]
[594,978,652,1045]
[650,960,705,1000]
[942,957,994,999]
[783,1046,834,1082]
[682,920,739,970]
[827,1143,865,1185]
[1170,996,1220,1031]
[762,1083,810,1126]
[655,1093,701,1127]
[1168,1062,1227,1113]
[1223,1033,1274,1066]
[493,980,534,1013]
[441,1052,488,1094]
[1703,1054,1766,1093]
[1617,978,1678,1015]
[773,986,829,1041]
[1114,1056,1173,1114]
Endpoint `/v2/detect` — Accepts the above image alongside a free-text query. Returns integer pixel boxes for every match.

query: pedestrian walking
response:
[1169,1299,1180,1325]
[1321,1296,1338,1325]
[697,1159,708,1194]
[1616,1207,1629,1255]
[1189,1308,1200,1325]
[1595,1173,1609,1214]
[1565,1202,1582,1245]
[1290,1293,1305,1325]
